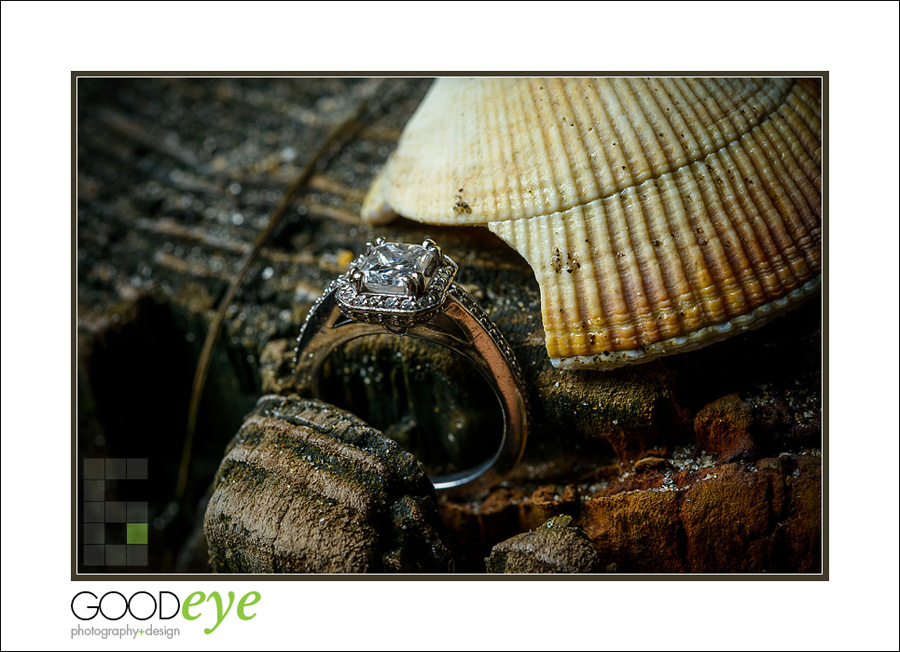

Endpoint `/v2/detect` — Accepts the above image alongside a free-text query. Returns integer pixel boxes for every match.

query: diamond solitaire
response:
[358,242,438,297]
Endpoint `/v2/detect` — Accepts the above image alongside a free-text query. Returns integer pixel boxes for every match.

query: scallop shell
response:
[362,78,822,369]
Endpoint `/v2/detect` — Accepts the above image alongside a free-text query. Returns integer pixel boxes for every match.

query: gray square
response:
[105,502,126,523]
[127,545,148,566]
[105,545,126,566]
[84,502,104,523]
[84,480,105,501]
[126,502,148,522]
[83,458,105,479]
[84,545,105,566]
[105,458,126,479]
[127,458,148,480]
[83,523,104,544]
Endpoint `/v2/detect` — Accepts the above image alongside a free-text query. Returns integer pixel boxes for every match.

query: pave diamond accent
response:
[450,283,525,389]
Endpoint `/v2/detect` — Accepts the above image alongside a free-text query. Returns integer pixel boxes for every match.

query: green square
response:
[126,522,148,545]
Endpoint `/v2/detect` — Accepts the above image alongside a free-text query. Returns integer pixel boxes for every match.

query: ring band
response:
[292,238,528,493]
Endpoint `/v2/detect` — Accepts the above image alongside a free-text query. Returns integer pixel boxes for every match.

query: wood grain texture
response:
[205,396,453,573]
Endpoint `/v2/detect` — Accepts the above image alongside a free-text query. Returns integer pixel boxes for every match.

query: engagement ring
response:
[293,238,528,493]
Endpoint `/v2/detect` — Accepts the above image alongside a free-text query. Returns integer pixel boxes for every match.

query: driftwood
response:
[204,396,453,573]
[77,78,821,573]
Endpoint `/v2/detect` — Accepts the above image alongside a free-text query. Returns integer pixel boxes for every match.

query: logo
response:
[81,458,148,567]
[70,590,260,636]
[71,591,179,621]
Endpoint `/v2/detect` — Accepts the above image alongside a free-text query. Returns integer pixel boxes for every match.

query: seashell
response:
[362,78,822,369]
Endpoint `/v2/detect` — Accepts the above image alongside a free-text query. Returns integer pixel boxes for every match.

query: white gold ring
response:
[292,237,528,493]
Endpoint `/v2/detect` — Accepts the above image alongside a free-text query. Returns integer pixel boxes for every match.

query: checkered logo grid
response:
[82,458,148,566]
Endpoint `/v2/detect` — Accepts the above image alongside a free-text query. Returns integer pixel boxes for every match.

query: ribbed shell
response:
[362,78,822,368]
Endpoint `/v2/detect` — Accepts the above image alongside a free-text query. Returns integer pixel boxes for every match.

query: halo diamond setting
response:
[336,238,458,327]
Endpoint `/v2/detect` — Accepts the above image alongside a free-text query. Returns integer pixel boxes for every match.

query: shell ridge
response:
[553,82,609,349]
[712,147,792,312]
[477,79,505,224]
[539,208,568,353]
[556,79,603,209]
[544,79,589,238]
[371,79,801,227]
[696,79,793,163]
[560,206,591,351]
[531,79,607,353]
[641,185,695,340]
[614,188,683,344]
[781,100,821,166]
[486,122,820,357]
[619,184,674,344]
[694,79,746,147]
[717,143,794,290]
[660,81,816,306]
[766,112,821,214]
[738,78,780,124]
[667,168,741,324]
[790,83,823,170]
[694,79,753,158]
[698,148,787,302]
[618,184,692,348]
[785,81,822,142]
[494,79,802,225]
[603,191,644,345]
[586,199,629,350]
[519,81,569,351]
[666,81,760,319]
[645,173,724,329]
[617,79,678,179]
[775,97,823,197]
[794,83,823,168]
[551,275,821,370]
[734,113,821,281]
[738,129,813,289]
[686,167,755,318]
[671,79,728,153]
[633,78,697,172]
[760,114,823,272]
[685,159,763,313]
[588,82,683,346]
[581,82,628,202]
[605,79,657,191]
[526,79,569,232]
[595,82,643,190]
[495,80,525,219]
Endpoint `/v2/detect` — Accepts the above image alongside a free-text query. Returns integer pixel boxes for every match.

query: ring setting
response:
[293,238,528,493]
[336,238,458,330]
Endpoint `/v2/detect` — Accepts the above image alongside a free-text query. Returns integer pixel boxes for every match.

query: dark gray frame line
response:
[71,71,828,581]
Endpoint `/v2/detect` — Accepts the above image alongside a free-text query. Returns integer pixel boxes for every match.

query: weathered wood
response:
[485,515,603,573]
[204,396,453,573]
